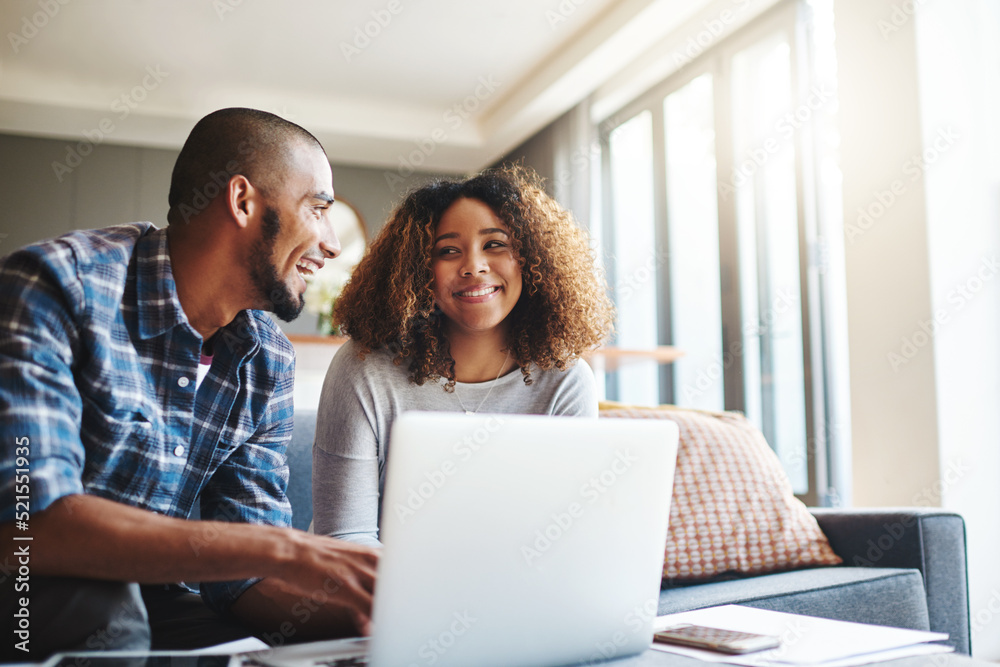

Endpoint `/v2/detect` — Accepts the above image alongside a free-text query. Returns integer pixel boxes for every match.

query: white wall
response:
[836,0,1000,658]
[834,0,941,507]
[915,0,1000,658]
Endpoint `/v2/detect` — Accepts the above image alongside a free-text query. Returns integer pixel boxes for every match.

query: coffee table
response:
[605,650,985,667]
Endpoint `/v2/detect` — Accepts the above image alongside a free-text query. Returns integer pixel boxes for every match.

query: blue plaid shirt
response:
[0,223,295,613]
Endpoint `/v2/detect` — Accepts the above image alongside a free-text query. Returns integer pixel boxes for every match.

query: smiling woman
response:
[311,165,615,546]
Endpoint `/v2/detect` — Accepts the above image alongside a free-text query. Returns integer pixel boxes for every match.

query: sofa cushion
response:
[287,409,317,531]
[657,567,931,632]
[599,403,841,581]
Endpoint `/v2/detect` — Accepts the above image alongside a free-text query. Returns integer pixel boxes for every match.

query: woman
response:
[312,166,614,545]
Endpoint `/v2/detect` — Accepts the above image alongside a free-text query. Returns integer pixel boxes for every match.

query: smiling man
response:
[0,108,378,659]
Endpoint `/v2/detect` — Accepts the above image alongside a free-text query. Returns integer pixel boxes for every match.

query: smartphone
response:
[653,623,781,654]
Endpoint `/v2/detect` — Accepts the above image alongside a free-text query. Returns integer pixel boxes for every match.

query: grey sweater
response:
[312,338,598,545]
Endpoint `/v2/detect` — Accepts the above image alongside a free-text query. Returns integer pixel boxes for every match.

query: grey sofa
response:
[287,409,971,655]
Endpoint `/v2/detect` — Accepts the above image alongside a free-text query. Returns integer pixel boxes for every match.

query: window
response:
[597,0,845,504]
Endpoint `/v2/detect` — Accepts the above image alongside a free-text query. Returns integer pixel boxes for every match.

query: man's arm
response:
[0,494,378,635]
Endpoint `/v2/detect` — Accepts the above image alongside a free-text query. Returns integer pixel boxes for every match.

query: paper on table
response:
[240,637,370,667]
[651,605,951,667]
[189,636,270,654]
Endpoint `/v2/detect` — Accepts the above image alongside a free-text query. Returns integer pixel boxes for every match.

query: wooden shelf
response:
[584,346,684,371]
[287,334,349,345]
[287,335,683,372]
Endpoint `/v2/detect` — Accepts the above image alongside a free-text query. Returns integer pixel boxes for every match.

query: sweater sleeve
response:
[549,359,599,417]
[312,343,383,547]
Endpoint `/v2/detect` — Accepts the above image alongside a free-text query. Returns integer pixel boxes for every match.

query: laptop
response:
[249,411,679,667]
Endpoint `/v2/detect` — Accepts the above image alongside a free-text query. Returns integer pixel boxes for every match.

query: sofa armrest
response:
[810,508,970,655]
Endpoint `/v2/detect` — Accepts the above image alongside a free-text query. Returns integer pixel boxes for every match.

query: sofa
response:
[286,408,971,655]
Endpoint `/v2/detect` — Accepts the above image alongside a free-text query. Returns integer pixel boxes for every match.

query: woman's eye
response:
[485,240,507,249]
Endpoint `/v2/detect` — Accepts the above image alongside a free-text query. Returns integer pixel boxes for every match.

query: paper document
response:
[240,637,369,667]
[190,637,269,655]
[651,605,951,667]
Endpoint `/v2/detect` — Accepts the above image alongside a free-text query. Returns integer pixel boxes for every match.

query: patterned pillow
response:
[599,402,841,581]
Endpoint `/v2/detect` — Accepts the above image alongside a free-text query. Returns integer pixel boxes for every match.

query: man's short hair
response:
[167,108,324,224]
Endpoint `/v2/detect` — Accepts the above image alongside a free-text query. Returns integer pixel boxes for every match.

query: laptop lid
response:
[369,411,679,667]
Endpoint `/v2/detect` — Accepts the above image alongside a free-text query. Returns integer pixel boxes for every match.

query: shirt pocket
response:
[79,394,168,489]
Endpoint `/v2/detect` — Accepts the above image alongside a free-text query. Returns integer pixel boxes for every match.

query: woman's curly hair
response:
[334,164,615,387]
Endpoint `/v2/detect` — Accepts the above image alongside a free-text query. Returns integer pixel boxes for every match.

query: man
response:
[0,108,378,659]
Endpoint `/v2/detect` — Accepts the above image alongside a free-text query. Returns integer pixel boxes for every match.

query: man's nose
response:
[320,223,341,259]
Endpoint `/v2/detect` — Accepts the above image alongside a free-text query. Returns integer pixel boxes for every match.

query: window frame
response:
[596,0,838,506]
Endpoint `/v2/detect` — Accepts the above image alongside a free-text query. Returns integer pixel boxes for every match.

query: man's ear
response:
[226,175,256,229]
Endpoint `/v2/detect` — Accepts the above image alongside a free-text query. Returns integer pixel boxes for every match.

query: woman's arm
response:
[550,359,600,417]
[312,344,384,546]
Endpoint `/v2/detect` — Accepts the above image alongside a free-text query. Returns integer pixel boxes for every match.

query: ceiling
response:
[0,0,778,173]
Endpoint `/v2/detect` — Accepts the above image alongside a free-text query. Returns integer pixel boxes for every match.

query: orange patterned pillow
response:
[599,403,841,580]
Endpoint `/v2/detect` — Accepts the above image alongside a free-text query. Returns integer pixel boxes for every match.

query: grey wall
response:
[0,131,450,334]
[0,134,176,254]
[0,132,449,250]
[493,101,596,232]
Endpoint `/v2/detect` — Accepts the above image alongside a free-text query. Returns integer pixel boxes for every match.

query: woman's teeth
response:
[458,286,498,297]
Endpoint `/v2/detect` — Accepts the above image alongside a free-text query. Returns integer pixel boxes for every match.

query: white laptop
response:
[249,411,679,667]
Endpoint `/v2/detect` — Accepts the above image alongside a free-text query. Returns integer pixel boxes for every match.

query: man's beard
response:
[248,206,305,322]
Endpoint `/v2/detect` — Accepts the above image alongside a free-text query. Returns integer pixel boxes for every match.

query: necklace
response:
[454,349,511,415]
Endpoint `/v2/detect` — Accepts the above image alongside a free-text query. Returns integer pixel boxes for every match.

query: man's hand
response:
[232,532,379,638]
[1,494,379,639]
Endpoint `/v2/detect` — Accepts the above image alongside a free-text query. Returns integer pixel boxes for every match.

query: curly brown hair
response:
[334,165,614,387]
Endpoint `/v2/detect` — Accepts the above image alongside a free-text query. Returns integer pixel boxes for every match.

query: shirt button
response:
[177,377,190,388]
[173,445,185,457]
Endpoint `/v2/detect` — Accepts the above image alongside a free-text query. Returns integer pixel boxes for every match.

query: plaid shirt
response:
[0,223,295,612]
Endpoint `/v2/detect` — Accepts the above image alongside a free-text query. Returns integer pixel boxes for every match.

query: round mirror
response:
[303,198,367,335]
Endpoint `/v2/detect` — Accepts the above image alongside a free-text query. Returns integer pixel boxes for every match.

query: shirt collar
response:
[134,226,261,360]
[135,227,188,341]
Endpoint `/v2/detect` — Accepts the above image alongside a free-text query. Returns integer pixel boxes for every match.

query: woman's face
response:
[431,197,523,339]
